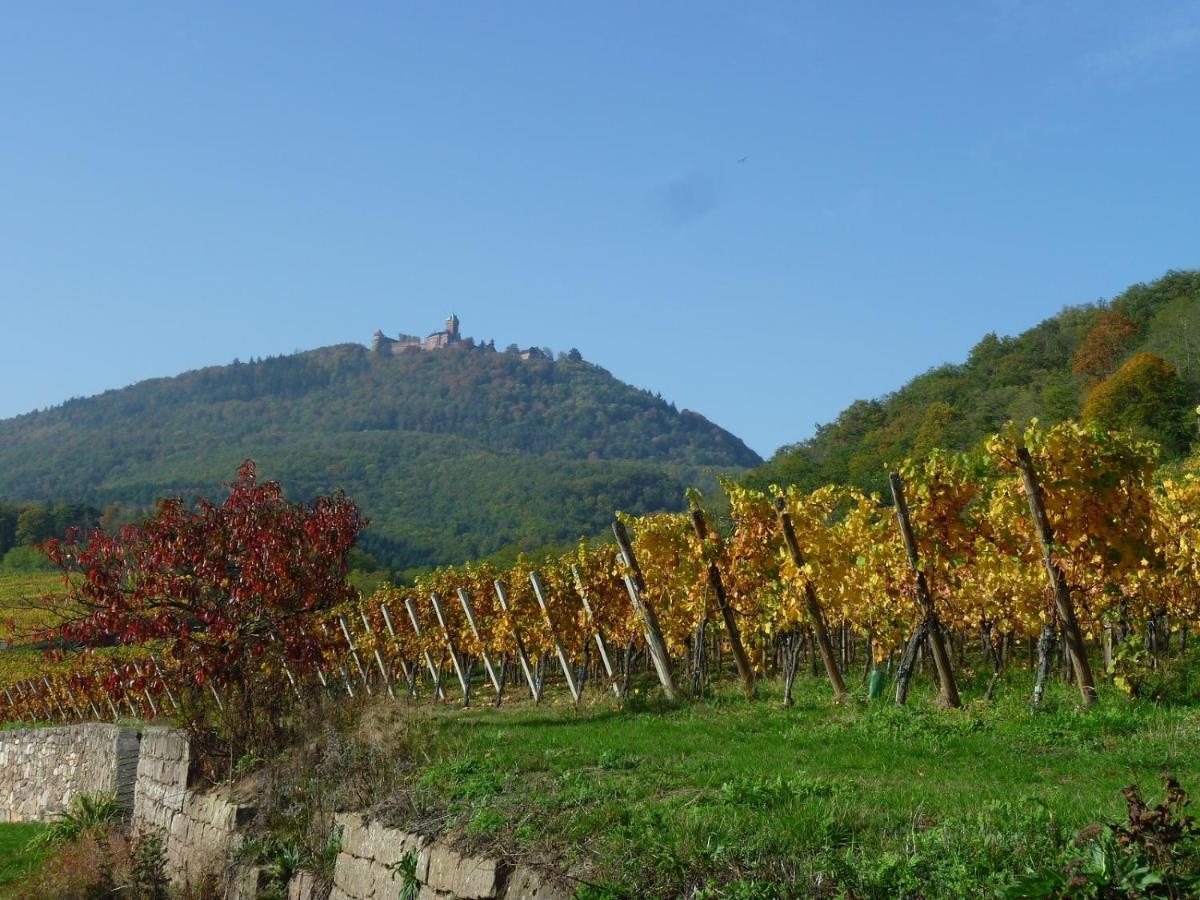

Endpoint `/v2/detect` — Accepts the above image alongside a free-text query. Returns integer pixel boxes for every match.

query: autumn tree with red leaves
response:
[1072,310,1139,387]
[40,462,365,749]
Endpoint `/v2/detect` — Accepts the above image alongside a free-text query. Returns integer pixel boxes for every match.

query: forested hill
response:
[0,343,759,574]
[748,270,1200,496]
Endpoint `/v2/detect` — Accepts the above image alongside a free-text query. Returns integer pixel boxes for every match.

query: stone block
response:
[502,866,573,900]
[287,869,323,900]
[425,844,500,899]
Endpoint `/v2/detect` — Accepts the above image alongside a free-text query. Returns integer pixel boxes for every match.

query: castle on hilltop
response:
[372,314,475,354]
[371,315,556,361]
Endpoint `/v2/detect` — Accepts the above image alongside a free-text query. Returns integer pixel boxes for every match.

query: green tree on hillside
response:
[15,506,55,547]
[1081,353,1194,454]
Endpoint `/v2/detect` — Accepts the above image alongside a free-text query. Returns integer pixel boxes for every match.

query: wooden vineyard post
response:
[17,682,41,722]
[111,668,139,718]
[888,473,962,709]
[612,519,680,702]
[128,665,159,716]
[429,593,471,704]
[379,602,418,697]
[494,580,542,703]
[404,598,446,701]
[457,588,504,701]
[6,688,30,724]
[93,671,121,720]
[689,506,755,699]
[150,656,179,713]
[571,565,622,698]
[267,631,303,700]
[320,622,355,698]
[58,679,83,720]
[775,498,849,701]
[359,610,396,699]
[60,681,84,720]
[43,676,71,721]
[529,571,581,705]
[338,615,373,696]
[1014,446,1098,708]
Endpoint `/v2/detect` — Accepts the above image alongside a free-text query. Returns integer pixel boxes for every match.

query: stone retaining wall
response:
[329,813,568,900]
[0,724,140,822]
[132,726,256,891]
[1,724,562,899]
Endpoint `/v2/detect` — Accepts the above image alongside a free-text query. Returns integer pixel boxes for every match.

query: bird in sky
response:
[737,156,750,163]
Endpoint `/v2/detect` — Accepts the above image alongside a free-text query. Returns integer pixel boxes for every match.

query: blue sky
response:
[2,3,1198,458]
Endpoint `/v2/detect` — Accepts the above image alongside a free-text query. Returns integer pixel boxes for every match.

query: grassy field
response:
[0,824,47,891]
[277,667,1200,899]
[0,572,69,644]
[0,571,101,690]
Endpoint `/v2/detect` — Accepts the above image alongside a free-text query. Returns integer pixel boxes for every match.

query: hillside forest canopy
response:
[746,269,1200,496]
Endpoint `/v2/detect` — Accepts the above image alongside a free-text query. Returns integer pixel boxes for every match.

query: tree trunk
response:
[1031,622,1057,707]
[894,620,930,705]
[1014,447,1098,708]
[691,619,708,697]
[782,632,803,706]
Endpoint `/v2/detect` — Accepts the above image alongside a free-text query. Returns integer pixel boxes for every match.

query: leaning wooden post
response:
[612,520,680,702]
[338,615,374,695]
[429,593,471,703]
[457,588,503,701]
[775,498,849,700]
[571,565,622,698]
[379,602,418,696]
[1014,447,1098,708]
[493,580,541,702]
[888,472,962,709]
[17,682,41,722]
[267,631,303,700]
[690,506,755,698]
[91,671,121,720]
[43,676,72,721]
[529,571,581,705]
[404,598,446,701]
[319,621,356,698]
[4,688,27,724]
[149,656,179,713]
[62,682,85,720]
[111,668,139,718]
[58,679,84,720]
[358,610,396,700]
[129,664,159,716]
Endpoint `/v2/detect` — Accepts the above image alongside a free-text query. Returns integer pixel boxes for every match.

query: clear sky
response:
[2,3,1198,458]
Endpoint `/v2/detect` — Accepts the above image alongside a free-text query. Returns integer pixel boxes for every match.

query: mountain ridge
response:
[0,336,758,575]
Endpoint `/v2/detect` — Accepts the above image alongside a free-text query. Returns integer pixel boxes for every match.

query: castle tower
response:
[446,314,460,340]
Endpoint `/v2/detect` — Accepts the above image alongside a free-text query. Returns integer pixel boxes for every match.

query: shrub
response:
[28,792,123,851]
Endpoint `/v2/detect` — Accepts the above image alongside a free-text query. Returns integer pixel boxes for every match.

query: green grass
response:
[0,824,48,890]
[354,669,1200,898]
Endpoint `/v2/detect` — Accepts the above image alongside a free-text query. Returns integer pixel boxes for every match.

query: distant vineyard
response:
[0,572,70,642]
[3,421,1198,725]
